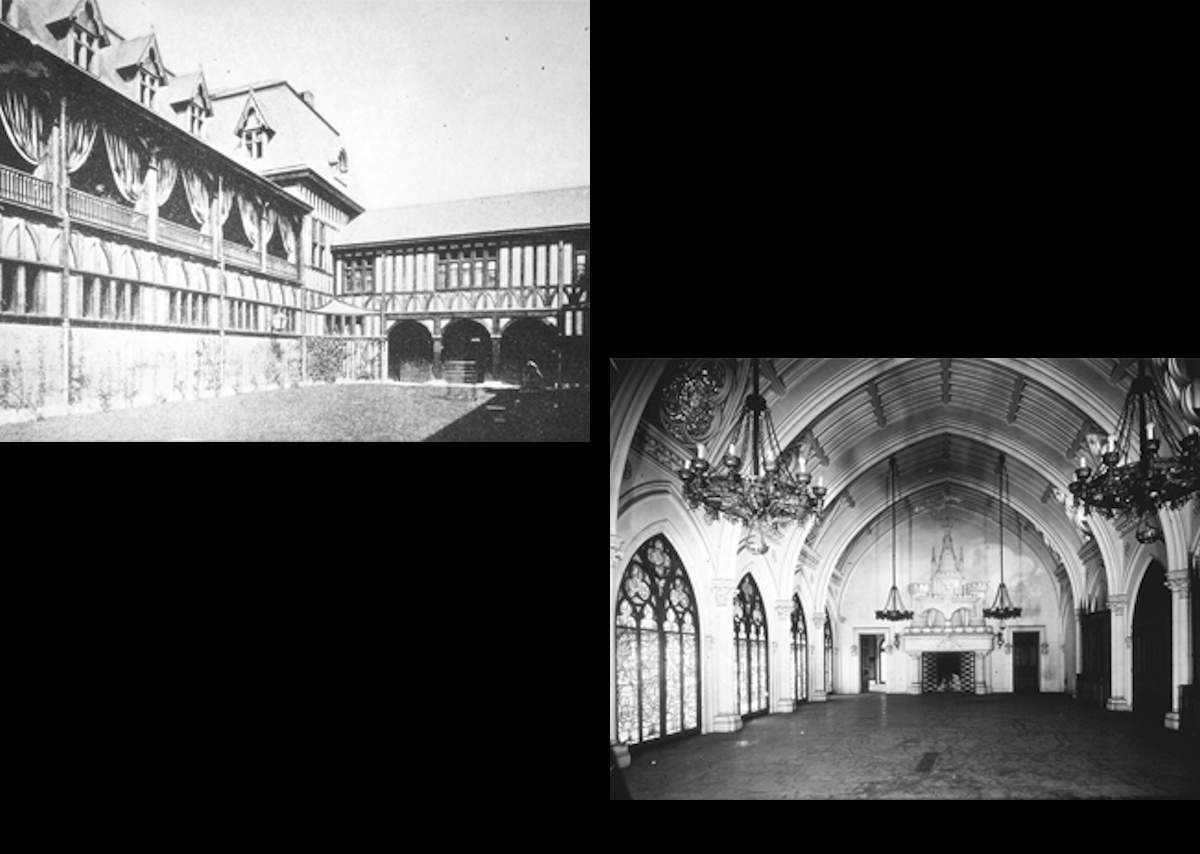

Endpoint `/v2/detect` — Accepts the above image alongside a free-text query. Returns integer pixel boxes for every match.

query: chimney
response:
[301,90,315,107]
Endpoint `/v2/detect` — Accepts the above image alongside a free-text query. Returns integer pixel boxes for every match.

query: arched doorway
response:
[734,574,769,718]
[499,318,558,385]
[1132,559,1171,723]
[387,320,433,381]
[614,535,701,747]
[440,319,491,379]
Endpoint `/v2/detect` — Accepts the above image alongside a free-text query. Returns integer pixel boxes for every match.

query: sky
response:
[97,0,590,209]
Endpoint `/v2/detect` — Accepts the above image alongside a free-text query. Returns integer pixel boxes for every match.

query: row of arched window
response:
[615,534,834,747]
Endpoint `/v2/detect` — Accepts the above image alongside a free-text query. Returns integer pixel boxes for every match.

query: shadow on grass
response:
[423,387,590,442]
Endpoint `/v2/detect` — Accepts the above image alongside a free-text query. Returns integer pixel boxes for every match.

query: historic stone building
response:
[610,358,1199,798]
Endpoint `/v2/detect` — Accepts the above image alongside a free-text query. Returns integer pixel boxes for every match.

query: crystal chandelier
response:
[875,456,913,621]
[1069,358,1200,543]
[984,452,1022,621]
[678,358,826,554]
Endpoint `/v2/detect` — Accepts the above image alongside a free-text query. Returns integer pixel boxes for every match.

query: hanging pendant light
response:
[678,358,826,554]
[984,452,1023,621]
[875,456,913,621]
[1069,358,1200,543]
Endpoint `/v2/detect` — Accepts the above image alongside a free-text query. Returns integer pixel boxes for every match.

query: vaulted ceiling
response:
[613,357,1199,605]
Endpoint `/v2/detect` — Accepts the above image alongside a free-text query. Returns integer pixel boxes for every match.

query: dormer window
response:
[244,128,265,159]
[189,102,205,136]
[138,68,158,107]
[71,26,99,72]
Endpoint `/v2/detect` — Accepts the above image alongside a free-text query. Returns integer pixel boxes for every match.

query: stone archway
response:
[499,317,558,385]
[1131,559,1171,722]
[440,319,492,379]
[388,320,433,381]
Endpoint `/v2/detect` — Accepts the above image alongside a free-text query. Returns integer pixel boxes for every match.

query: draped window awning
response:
[0,86,52,178]
[181,167,212,233]
[236,192,261,249]
[103,129,147,205]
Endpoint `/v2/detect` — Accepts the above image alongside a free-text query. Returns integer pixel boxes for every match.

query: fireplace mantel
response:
[901,629,996,654]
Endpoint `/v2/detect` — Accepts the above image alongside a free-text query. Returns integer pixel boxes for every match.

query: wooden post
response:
[58,95,72,408]
[298,215,307,384]
[217,175,226,392]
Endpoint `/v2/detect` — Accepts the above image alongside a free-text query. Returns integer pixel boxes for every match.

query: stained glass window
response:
[614,535,701,745]
[791,593,808,704]
[734,574,768,716]
[823,608,834,696]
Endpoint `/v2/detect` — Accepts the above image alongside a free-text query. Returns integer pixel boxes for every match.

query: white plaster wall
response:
[837,514,1067,694]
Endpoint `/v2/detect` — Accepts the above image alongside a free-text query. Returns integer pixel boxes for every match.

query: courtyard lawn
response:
[0,383,590,442]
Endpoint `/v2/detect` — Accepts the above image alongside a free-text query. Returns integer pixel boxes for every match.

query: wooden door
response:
[1012,631,1039,693]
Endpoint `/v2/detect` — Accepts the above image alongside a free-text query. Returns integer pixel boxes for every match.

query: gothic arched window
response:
[823,608,834,696]
[791,593,808,704]
[734,573,768,716]
[614,535,700,745]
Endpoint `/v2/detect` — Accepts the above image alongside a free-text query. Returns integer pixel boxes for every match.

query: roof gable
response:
[105,31,164,75]
[234,89,273,135]
[164,70,212,111]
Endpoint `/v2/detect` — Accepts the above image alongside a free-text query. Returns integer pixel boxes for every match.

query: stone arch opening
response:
[440,318,491,379]
[1131,558,1171,722]
[499,317,558,386]
[387,320,433,381]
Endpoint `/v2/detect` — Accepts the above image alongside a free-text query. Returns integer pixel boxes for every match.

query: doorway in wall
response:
[1132,559,1171,723]
[1012,631,1040,693]
[859,634,881,692]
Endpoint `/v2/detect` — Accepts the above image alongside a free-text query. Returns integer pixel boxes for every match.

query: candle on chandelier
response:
[728,442,736,457]
[798,456,806,473]
[697,443,706,459]
[817,475,824,488]
[1106,436,1115,453]
[1079,455,1087,470]
[1147,422,1155,440]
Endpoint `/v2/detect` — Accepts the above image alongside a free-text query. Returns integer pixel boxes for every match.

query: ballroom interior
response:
[609,358,1200,799]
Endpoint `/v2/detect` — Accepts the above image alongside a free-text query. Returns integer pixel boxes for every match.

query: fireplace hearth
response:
[921,652,975,693]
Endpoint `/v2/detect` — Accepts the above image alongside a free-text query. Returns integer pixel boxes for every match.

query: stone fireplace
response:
[921,651,975,693]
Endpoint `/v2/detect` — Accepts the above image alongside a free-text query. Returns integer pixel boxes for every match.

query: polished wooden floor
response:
[621,693,1200,799]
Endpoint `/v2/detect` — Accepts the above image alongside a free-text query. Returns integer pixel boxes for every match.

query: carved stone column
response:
[1164,569,1192,730]
[772,600,794,713]
[1107,594,1131,711]
[609,535,625,746]
[809,611,828,702]
[907,651,922,695]
[711,579,743,730]
[1073,608,1084,698]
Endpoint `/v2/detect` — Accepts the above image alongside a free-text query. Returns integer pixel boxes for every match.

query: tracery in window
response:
[615,535,700,745]
[734,573,768,716]
[823,608,834,695]
[791,593,808,704]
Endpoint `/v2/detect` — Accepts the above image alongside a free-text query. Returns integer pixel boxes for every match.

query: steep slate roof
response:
[334,186,590,247]
[209,81,358,199]
[103,30,160,71]
[160,70,207,107]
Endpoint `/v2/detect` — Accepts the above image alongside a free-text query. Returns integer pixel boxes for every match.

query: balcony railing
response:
[266,253,296,279]
[157,217,212,257]
[224,242,260,270]
[0,163,54,213]
[67,188,147,238]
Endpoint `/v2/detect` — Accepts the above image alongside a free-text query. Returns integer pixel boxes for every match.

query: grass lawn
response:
[0,383,590,442]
